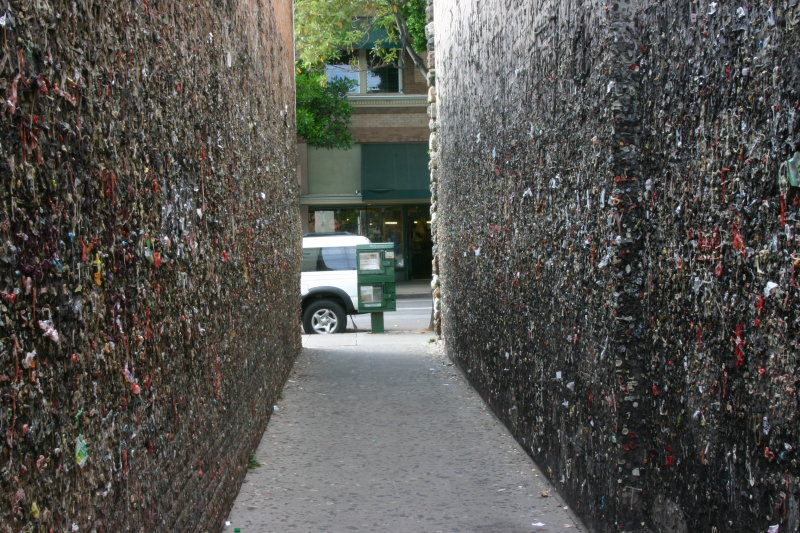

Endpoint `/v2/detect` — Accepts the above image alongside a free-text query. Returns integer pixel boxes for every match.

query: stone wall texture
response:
[0,1,299,531]
[434,1,799,531]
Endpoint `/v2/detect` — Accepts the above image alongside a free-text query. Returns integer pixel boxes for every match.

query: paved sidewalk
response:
[395,279,432,299]
[225,333,585,533]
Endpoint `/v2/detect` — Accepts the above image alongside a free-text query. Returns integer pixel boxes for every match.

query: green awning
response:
[361,143,430,200]
[357,26,401,50]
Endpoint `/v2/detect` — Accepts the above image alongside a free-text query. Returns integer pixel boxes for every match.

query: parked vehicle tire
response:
[303,299,346,334]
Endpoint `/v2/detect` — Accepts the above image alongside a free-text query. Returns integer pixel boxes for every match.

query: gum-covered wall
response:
[434,1,799,531]
[0,1,299,531]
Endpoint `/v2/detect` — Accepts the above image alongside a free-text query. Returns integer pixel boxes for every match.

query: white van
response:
[301,233,371,334]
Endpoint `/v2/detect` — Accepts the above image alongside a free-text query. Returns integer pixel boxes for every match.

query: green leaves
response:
[294,0,428,68]
[294,0,430,148]
[296,68,355,149]
[401,0,427,54]
[294,0,367,68]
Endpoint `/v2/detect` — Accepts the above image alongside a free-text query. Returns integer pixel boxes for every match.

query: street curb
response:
[396,292,432,299]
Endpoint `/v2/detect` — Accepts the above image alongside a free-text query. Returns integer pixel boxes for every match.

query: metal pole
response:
[370,312,385,333]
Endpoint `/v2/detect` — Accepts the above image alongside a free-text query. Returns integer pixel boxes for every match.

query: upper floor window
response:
[326,49,402,95]
[325,51,360,95]
[366,51,400,93]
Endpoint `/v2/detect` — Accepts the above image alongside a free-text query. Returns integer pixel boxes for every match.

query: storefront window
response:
[308,208,362,234]
[365,207,404,268]
[307,205,432,279]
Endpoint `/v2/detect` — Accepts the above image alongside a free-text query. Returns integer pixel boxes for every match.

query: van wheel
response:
[303,300,346,334]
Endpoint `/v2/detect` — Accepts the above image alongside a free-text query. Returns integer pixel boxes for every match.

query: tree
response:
[376,0,429,79]
[294,0,429,149]
[295,0,429,79]
[296,67,355,149]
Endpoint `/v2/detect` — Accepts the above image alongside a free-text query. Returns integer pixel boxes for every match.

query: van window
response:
[301,246,357,272]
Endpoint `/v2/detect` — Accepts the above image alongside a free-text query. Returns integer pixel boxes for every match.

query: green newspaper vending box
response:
[356,243,396,332]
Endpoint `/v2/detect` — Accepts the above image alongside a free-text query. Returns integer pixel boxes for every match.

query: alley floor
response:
[225,333,585,533]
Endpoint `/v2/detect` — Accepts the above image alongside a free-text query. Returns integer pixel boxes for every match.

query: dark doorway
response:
[407,206,432,279]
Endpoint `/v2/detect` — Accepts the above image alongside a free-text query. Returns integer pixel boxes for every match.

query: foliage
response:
[404,0,428,53]
[294,0,428,74]
[379,0,427,54]
[293,0,429,149]
[296,67,355,149]
[295,0,369,67]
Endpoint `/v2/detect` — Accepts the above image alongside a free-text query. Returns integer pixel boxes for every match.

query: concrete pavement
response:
[395,279,432,299]
[224,333,586,532]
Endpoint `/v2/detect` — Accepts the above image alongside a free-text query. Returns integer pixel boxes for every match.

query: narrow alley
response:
[1,0,798,531]
[226,333,584,533]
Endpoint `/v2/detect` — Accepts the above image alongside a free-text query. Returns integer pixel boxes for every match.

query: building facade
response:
[298,50,432,281]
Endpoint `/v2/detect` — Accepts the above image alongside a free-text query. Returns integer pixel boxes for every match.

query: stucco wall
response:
[0,1,299,531]
[434,1,799,531]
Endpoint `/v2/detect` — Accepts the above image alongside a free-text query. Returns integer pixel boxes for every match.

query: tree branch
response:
[393,11,429,80]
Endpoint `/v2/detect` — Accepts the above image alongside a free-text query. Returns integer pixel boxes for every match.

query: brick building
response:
[297,47,432,280]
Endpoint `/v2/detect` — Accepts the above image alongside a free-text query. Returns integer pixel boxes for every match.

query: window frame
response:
[325,49,404,95]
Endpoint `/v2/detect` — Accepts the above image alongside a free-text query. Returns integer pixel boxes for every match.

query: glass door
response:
[406,206,432,279]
